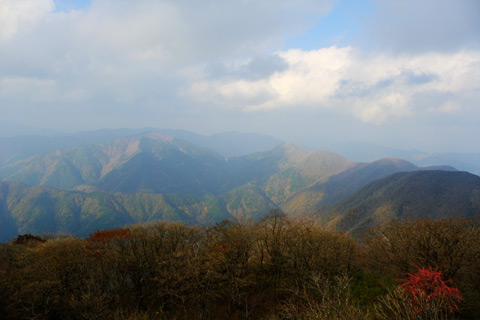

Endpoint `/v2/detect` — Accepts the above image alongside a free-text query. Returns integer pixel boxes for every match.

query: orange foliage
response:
[85,228,133,258]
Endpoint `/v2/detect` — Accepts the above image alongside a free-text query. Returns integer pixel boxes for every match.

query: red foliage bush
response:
[399,266,463,315]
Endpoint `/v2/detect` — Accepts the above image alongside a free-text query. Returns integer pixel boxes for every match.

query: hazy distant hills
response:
[319,170,480,237]
[159,129,283,158]
[0,134,355,240]
[327,142,480,175]
[0,128,152,166]
[0,133,351,196]
[0,128,282,166]
[0,130,479,241]
[224,143,354,204]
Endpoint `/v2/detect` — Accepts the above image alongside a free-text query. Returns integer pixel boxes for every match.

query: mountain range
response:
[0,130,478,241]
[0,128,282,166]
[327,141,480,175]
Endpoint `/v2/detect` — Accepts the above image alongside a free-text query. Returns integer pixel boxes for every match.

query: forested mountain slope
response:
[319,170,480,237]
[1,132,475,241]
[0,181,279,241]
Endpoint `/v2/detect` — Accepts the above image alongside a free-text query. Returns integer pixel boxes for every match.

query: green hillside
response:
[2,133,477,242]
[0,133,226,194]
[282,158,418,215]
[0,181,281,241]
[320,170,480,237]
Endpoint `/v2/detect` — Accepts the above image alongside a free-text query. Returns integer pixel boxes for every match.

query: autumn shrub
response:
[365,218,480,317]
[375,267,463,320]
[401,267,463,314]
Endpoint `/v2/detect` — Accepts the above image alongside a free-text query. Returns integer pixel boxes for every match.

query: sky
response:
[0,0,479,153]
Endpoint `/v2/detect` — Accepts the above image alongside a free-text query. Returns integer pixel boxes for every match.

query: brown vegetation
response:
[1,214,479,319]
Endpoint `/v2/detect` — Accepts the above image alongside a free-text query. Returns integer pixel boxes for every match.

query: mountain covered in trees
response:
[318,170,480,237]
[0,131,478,242]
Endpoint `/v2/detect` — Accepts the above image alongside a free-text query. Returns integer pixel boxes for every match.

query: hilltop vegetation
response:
[1,215,479,319]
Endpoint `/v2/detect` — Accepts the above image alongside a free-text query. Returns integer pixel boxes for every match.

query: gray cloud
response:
[336,70,438,99]
[204,54,289,81]
[365,0,480,53]
[237,55,289,81]
[0,0,333,132]
[402,71,438,85]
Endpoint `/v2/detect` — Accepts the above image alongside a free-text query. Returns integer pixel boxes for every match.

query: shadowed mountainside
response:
[0,181,279,241]
[318,170,480,237]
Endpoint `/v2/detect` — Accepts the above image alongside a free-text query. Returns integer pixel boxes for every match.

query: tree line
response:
[1,211,479,319]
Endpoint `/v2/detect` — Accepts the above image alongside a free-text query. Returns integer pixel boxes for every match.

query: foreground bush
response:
[277,273,370,320]
[365,218,480,318]
[375,267,463,320]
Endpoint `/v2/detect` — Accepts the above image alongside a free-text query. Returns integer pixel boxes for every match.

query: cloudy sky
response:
[1,0,479,152]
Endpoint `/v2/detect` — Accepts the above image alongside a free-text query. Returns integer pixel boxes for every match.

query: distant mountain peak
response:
[273,143,309,164]
[142,132,175,142]
[371,157,417,168]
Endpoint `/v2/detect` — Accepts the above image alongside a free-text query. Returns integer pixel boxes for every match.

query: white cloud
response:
[185,47,352,109]
[436,101,461,113]
[0,0,333,109]
[0,0,54,41]
[185,48,480,124]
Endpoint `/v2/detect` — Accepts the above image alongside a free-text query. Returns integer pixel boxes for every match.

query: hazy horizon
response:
[1,0,479,153]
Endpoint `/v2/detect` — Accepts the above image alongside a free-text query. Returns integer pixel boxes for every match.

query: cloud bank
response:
[186,48,479,124]
[0,0,478,152]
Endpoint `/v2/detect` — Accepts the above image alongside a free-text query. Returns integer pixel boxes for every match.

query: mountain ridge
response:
[319,170,480,237]
[1,131,477,242]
